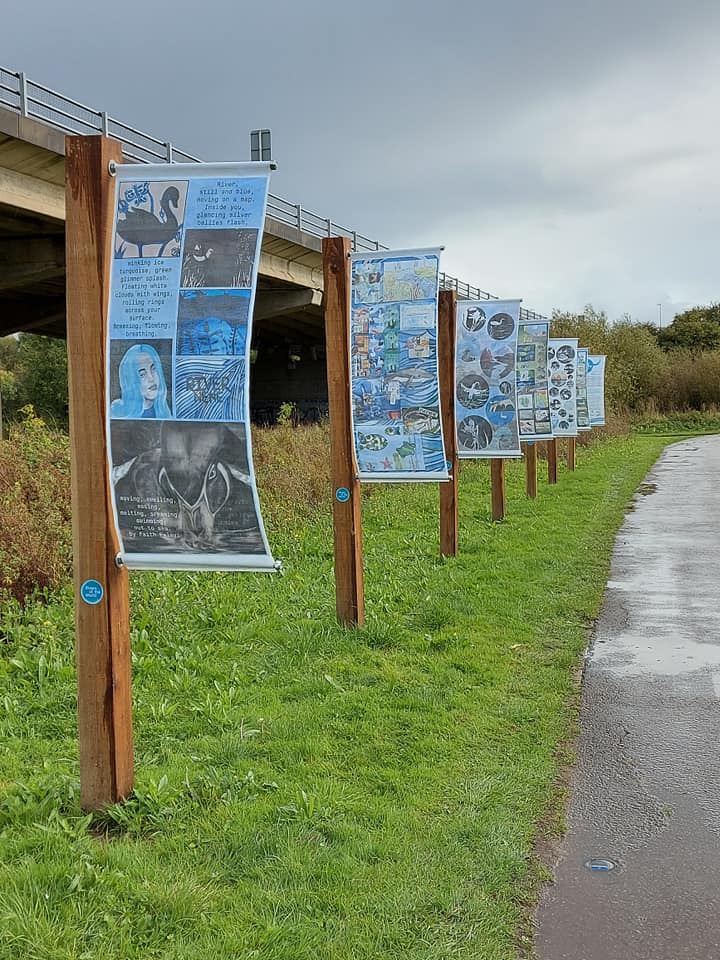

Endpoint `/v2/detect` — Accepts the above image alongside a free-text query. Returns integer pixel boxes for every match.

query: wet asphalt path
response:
[534,436,720,960]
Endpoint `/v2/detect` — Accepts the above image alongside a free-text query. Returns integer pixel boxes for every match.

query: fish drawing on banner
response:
[516,321,553,441]
[349,249,448,482]
[106,163,277,571]
[455,299,522,458]
[547,337,579,437]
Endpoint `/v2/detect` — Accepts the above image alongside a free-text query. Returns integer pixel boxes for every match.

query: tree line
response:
[1,302,720,430]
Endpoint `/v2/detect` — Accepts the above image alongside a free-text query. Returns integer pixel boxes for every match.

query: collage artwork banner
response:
[588,354,607,426]
[106,162,276,571]
[548,337,579,437]
[455,299,522,458]
[575,347,591,431]
[516,321,553,441]
[350,248,448,482]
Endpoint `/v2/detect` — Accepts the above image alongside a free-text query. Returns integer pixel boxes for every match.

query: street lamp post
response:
[657,303,663,329]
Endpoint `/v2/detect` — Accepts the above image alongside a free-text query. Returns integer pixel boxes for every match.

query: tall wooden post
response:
[567,436,576,471]
[322,236,365,626]
[65,135,134,809]
[438,290,458,556]
[490,458,506,521]
[547,438,558,484]
[524,441,537,499]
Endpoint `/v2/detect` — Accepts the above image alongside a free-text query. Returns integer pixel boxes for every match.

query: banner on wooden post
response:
[106,163,276,571]
[516,320,553,441]
[588,354,607,426]
[349,248,448,482]
[575,347,592,431]
[548,337,579,438]
[455,299,522,458]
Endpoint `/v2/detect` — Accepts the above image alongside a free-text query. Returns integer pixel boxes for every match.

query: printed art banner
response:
[588,354,607,426]
[106,162,276,570]
[516,321,552,441]
[455,299,522,458]
[548,337,579,438]
[575,347,591,431]
[350,248,448,482]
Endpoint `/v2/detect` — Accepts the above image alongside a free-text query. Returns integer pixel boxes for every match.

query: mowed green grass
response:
[0,436,667,960]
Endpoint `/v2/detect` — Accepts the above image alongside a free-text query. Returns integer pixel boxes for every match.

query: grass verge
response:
[632,409,720,436]
[0,435,668,960]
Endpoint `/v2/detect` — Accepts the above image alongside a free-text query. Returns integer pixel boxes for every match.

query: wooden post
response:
[438,290,458,556]
[490,458,506,521]
[65,135,134,809]
[567,436,576,471]
[322,236,364,626]
[547,438,558,484]
[524,441,537,499]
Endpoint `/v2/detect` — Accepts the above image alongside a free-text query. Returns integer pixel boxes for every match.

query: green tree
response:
[551,304,668,411]
[0,336,20,432]
[14,334,69,426]
[0,334,19,372]
[657,304,720,351]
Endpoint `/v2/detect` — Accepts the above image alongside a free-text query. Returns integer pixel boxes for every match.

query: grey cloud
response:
[3,0,720,321]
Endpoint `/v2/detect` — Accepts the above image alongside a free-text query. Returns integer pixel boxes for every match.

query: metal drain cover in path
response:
[584,858,617,872]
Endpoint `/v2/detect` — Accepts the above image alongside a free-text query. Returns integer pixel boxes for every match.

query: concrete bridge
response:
[0,67,544,419]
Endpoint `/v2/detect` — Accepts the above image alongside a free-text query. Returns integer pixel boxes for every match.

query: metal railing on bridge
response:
[0,65,545,319]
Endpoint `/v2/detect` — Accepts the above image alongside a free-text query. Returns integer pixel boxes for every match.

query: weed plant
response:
[0,407,72,604]
[0,435,668,959]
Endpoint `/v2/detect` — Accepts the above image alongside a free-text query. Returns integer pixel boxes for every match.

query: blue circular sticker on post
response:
[335,487,351,503]
[80,579,104,605]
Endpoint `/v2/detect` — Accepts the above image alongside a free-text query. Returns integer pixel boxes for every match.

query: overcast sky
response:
[4,0,720,323]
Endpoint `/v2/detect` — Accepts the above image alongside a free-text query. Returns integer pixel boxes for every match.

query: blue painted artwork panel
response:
[349,249,447,482]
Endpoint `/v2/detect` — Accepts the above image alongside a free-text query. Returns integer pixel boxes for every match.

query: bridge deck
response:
[0,105,326,341]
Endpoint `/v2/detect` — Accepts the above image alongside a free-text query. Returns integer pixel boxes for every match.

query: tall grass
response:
[0,408,72,605]
[252,422,331,526]
[0,417,338,605]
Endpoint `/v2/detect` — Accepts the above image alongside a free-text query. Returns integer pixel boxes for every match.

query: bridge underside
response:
[0,107,330,418]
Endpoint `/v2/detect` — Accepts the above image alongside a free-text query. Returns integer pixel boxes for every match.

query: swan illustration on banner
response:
[114,181,187,258]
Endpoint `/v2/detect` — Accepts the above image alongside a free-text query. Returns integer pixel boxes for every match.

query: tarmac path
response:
[534,436,720,960]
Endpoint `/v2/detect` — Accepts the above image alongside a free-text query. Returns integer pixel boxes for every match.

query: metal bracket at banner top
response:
[108,160,277,176]
[115,553,125,568]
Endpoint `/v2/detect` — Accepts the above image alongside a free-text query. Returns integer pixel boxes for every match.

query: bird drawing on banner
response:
[116,186,181,257]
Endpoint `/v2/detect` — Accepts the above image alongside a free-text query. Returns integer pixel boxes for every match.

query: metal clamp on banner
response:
[115,553,125,569]
[108,161,117,176]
